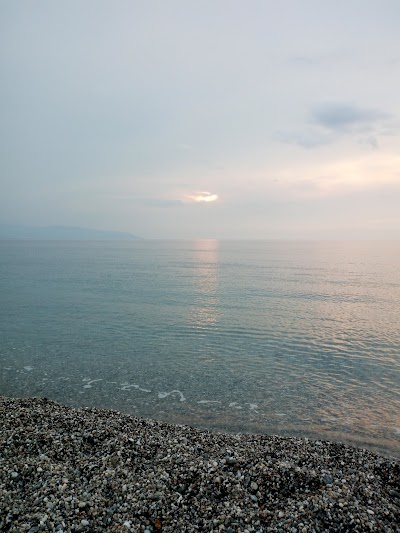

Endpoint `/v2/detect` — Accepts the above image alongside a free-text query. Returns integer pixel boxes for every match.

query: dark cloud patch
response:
[276,102,393,151]
[311,102,389,131]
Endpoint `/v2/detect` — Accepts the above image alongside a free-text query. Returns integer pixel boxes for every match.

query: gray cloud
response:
[358,136,379,150]
[286,55,318,66]
[277,102,393,151]
[311,102,389,131]
[109,194,185,208]
[275,130,332,149]
[114,197,184,208]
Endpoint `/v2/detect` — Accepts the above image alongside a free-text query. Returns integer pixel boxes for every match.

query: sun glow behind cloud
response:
[186,192,219,203]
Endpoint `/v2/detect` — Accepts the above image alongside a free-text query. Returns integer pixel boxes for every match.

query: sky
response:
[1,0,399,239]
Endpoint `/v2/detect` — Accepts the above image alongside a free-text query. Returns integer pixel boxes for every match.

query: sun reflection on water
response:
[187,240,221,331]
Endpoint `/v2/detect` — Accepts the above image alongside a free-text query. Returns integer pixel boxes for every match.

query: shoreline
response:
[1,396,399,532]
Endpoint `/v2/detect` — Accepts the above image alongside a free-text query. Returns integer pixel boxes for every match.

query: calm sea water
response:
[0,240,399,458]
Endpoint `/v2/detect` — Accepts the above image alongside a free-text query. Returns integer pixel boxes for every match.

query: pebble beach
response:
[1,396,399,532]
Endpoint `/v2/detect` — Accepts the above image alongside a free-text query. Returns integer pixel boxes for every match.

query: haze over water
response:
[0,240,399,458]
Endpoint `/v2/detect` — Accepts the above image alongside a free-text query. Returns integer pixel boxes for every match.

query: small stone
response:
[149,492,162,501]
[322,474,333,485]
[11,471,18,478]
[250,481,258,491]
[110,455,119,466]
[367,509,374,515]
[81,519,89,526]
[278,511,284,518]
[226,457,237,465]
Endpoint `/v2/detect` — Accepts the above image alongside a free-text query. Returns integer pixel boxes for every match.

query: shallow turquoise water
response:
[0,240,399,457]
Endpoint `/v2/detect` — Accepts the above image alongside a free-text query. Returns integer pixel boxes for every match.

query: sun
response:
[186,191,219,203]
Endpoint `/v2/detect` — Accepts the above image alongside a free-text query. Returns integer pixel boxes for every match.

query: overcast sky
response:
[1,1,399,239]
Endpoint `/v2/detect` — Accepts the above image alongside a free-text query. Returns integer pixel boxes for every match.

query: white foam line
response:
[120,383,151,393]
[197,400,221,404]
[24,366,33,371]
[158,390,186,402]
[228,402,243,410]
[247,403,259,411]
[82,378,103,389]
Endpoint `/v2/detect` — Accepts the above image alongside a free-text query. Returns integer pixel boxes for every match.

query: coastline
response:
[1,396,399,532]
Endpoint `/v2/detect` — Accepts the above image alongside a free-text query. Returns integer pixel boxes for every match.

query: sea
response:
[0,240,399,458]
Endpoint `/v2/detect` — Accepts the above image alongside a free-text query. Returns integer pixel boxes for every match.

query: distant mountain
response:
[0,224,141,240]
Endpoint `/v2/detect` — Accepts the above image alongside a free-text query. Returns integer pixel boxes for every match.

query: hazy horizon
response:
[1,222,400,242]
[1,1,400,239]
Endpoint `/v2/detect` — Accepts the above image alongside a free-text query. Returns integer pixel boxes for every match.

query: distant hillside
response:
[0,225,141,240]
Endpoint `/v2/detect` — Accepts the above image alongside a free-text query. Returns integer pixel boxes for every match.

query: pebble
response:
[0,396,399,532]
[322,473,333,485]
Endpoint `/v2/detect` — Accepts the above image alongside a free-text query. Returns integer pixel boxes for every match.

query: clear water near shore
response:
[0,240,399,458]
